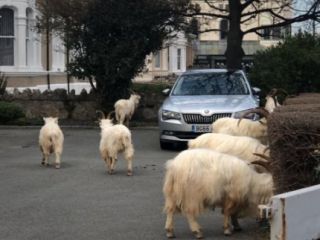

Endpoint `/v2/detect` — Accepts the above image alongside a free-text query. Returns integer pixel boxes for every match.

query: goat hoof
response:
[224,228,232,236]
[193,231,203,239]
[41,161,45,166]
[127,171,133,176]
[233,226,242,232]
[166,230,175,238]
[108,170,114,175]
[55,164,61,169]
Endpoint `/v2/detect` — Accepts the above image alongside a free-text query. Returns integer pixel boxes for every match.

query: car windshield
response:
[172,72,250,96]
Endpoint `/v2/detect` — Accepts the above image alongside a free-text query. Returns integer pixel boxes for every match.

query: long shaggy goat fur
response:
[163,149,273,238]
[212,117,268,144]
[39,117,64,169]
[99,119,134,176]
[188,133,269,164]
[114,94,141,126]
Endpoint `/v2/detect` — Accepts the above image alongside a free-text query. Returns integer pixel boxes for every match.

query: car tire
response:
[160,140,173,150]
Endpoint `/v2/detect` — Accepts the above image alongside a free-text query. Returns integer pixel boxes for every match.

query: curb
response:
[0,125,159,130]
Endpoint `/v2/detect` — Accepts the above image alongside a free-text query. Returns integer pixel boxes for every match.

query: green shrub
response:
[0,102,25,123]
[132,82,172,95]
[249,32,320,96]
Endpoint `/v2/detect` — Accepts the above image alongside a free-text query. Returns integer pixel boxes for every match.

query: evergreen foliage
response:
[68,0,189,105]
[0,102,25,123]
[249,32,320,95]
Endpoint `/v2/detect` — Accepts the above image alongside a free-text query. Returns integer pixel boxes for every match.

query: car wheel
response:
[160,140,173,150]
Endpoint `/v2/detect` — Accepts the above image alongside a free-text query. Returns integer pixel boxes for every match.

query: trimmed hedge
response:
[0,101,25,123]
[268,94,320,193]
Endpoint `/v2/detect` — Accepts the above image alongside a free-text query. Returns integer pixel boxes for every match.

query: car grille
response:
[183,113,232,124]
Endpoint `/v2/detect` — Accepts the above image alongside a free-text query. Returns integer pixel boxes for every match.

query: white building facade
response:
[0,0,65,87]
[135,32,193,82]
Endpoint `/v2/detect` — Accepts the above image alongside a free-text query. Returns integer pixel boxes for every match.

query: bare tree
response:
[186,0,320,70]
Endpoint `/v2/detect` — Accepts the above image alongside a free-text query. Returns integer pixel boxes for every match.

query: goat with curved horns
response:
[97,110,134,176]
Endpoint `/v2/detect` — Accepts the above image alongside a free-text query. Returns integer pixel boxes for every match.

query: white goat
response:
[163,149,273,239]
[99,112,134,176]
[39,117,64,169]
[114,94,141,126]
[264,88,288,113]
[188,133,269,164]
[212,108,269,144]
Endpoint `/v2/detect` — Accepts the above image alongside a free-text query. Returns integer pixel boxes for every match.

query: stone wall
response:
[0,88,165,124]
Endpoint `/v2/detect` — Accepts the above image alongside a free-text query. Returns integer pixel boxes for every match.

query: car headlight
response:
[162,110,181,120]
[234,109,258,120]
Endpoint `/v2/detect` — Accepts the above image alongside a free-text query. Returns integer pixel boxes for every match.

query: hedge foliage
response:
[249,32,320,96]
[268,94,320,193]
[0,101,25,123]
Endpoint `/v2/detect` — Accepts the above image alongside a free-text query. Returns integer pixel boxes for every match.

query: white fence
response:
[269,184,320,240]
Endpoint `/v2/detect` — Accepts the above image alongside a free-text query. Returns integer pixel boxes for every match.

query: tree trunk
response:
[225,0,244,71]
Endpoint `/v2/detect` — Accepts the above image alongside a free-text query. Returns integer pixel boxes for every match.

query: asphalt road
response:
[0,127,266,240]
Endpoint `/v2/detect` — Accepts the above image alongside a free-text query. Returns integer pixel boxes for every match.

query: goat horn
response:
[267,88,278,97]
[237,107,269,126]
[252,152,272,162]
[250,160,272,173]
[96,110,106,119]
[107,111,115,119]
[262,146,270,154]
[268,88,288,97]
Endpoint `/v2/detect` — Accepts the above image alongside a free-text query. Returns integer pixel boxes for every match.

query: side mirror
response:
[252,87,261,104]
[162,88,171,96]
[252,87,261,95]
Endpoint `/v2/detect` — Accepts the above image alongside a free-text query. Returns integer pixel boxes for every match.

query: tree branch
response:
[244,11,320,35]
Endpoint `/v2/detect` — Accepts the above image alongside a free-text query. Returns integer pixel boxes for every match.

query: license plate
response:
[192,125,212,133]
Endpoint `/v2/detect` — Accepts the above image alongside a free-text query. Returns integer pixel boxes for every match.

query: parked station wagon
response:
[158,69,260,149]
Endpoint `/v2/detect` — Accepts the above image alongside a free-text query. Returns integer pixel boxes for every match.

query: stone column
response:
[16,10,27,70]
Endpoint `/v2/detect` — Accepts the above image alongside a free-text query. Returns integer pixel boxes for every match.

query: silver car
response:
[158,69,260,149]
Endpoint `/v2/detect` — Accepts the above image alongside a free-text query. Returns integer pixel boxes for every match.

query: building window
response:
[154,51,160,68]
[177,48,181,70]
[262,26,289,40]
[220,19,229,40]
[0,8,14,66]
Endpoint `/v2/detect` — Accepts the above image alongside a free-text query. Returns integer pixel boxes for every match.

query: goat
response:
[163,148,273,239]
[212,108,270,144]
[39,117,64,169]
[114,93,141,126]
[188,133,269,165]
[264,88,287,113]
[98,111,134,176]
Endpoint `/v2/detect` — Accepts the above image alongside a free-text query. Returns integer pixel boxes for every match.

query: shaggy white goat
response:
[188,133,269,164]
[212,108,269,144]
[39,117,64,169]
[99,114,134,176]
[114,94,141,126]
[163,149,273,239]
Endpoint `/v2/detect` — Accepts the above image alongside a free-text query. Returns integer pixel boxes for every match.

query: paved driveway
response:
[0,127,266,240]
